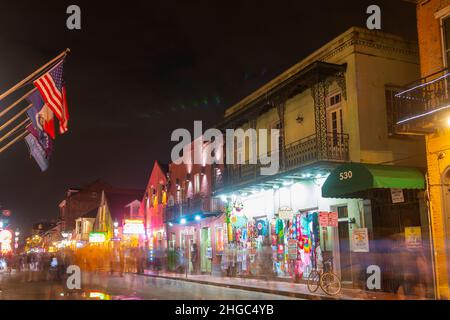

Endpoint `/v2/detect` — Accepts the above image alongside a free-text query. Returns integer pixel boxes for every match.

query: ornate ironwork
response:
[394,68,450,126]
[311,79,328,160]
[223,132,349,188]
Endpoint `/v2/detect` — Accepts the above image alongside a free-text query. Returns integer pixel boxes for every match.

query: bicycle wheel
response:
[320,272,341,296]
[307,269,321,293]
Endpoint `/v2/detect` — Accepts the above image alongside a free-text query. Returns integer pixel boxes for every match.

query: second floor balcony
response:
[163,196,223,223]
[391,68,450,134]
[218,132,349,189]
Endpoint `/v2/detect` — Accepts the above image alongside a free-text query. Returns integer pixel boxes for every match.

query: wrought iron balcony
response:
[218,132,349,189]
[163,196,223,223]
[392,68,450,133]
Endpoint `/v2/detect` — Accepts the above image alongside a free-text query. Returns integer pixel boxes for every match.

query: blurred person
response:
[119,248,125,277]
[191,243,198,275]
[387,232,429,299]
[175,247,185,274]
[137,247,146,274]
[43,253,51,281]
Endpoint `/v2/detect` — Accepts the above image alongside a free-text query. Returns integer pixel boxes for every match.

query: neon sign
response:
[0,229,13,253]
[123,219,145,235]
[89,232,106,243]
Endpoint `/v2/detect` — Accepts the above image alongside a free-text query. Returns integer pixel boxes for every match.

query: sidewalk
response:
[143,269,422,300]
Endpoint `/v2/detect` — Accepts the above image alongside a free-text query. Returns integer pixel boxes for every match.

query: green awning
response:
[321,163,425,198]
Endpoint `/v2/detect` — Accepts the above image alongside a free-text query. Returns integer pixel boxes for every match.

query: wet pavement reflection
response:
[0,271,299,300]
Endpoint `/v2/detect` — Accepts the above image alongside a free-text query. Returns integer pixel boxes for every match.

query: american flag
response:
[33,60,69,134]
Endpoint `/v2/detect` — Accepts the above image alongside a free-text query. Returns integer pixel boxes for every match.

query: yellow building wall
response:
[353,51,425,167]
[284,90,316,146]
[228,28,423,168]
[416,0,450,299]
[426,130,450,299]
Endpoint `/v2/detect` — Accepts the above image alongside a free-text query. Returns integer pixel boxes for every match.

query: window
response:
[329,93,341,106]
[443,16,450,66]
[385,86,401,136]
[326,92,344,146]
[194,173,200,194]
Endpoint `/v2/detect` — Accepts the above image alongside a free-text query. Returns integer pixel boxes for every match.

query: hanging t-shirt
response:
[301,214,310,236]
[256,219,267,236]
[241,228,248,242]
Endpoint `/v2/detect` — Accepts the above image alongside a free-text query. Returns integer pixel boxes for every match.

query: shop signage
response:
[89,232,106,243]
[287,239,298,259]
[352,228,369,252]
[0,229,12,253]
[390,188,405,204]
[123,219,145,235]
[278,207,294,220]
[318,212,338,227]
[215,226,224,254]
[405,226,422,249]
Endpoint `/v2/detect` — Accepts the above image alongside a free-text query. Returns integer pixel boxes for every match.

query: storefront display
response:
[222,198,328,281]
[272,210,323,280]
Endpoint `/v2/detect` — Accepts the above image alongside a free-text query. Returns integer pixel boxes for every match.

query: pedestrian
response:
[175,247,185,273]
[137,247,146,274]
[191,243,198,275]
[119,248,125,277]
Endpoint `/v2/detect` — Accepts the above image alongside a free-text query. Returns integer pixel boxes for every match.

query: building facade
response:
[141,161,169,253]
[213,27,431,295]
[392,0,450,299]
[164,138,224,274]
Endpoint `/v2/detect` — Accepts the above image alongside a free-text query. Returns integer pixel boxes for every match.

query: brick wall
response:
[417,0,450,299]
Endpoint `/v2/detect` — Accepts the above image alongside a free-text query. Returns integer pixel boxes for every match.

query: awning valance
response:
[321,163,425,198]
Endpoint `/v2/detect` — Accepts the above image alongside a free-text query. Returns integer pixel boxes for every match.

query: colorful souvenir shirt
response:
[241,228,248,242]
[256,219,266,236]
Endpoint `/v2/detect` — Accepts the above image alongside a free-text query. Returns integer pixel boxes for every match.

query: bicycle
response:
[307,257,341,296]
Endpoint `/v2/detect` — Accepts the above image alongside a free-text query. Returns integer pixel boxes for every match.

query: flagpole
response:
[0,118,30,144]
[0,104,32,133]
[0,130,28,154]
[0,48,71,102]
[0,87,37,119]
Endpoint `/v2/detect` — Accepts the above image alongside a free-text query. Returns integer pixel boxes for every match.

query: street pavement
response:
[142,270,430,300]
[0,270,299,300]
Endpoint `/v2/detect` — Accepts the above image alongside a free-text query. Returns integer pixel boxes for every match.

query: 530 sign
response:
[339,170,353,181]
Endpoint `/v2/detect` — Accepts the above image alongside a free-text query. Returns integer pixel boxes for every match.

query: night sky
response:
[0,0,416,234]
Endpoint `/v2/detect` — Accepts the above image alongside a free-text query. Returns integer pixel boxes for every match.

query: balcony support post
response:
[311,79,328,160]
[276,96,286,171]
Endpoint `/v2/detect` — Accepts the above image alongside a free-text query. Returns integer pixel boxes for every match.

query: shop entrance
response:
[184,234,194,274]
[168,232,176,271]
[200,227,212,273]
[336,206,352,282]
[441,167,450,284]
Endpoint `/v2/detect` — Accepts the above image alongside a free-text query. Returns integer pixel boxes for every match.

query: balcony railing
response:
[220,132,349,188]
[394,68,450,128]
[163,197,223,222]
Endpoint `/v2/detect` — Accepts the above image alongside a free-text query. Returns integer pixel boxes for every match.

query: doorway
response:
[184,234,194,274]
[326,92,344,157]
[441,167,450,285]
[337,205,352,282]
[200,227,212,273]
